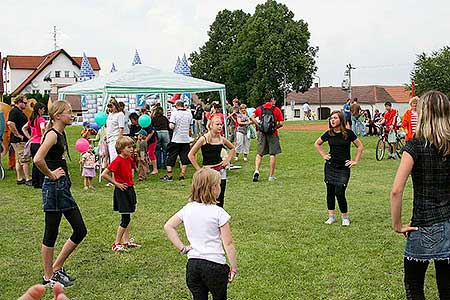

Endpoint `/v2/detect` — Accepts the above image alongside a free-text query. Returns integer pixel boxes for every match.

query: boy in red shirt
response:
[101,136,141,252]
[383,101,399,159]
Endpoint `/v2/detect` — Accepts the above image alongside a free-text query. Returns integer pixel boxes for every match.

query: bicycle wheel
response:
[376,138,385,161]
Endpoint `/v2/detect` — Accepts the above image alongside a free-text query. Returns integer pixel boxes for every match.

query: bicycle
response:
[375,125,405,161]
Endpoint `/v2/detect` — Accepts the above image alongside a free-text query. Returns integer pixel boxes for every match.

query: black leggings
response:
[404,258,450,300]
[217,179,226,208]
[326,183,348,213]
[120,214,131,228]
[43,208,87,247]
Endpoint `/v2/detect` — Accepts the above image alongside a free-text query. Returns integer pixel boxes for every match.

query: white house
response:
[1,49,100,111]
[285,85,413,120]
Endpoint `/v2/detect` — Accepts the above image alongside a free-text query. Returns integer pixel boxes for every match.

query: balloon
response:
[94,112,107,126]
[138,114,151,128]
[247,107,255,115]
[93,146,99,154]
[75,138,90,153]
[90,123,101,132]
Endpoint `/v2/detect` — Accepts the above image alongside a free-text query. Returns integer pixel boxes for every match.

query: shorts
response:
[405,219,450,261]
[113,186,137,214]
[257,132,281,156]
[12,142,31,165]
[42,176,78,212]
[166,142,191,167]
[387,131,397,143]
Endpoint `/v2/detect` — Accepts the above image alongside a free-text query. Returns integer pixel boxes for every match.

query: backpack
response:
[259,106,276,134]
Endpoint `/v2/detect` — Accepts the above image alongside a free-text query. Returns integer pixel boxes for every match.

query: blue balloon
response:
[94,112,107,126]
[90,123,100,132]
[138,114,152,128]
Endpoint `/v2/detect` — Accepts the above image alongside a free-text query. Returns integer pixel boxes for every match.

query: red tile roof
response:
[72,57,100,71]
[287,85,412,105]
[10,49,100,95]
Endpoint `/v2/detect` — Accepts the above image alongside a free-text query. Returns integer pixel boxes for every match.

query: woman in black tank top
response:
[188,115,235,207]
[33,101,87,287]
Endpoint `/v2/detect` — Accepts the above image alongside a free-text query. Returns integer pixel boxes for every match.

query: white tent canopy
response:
[58,64,226,114]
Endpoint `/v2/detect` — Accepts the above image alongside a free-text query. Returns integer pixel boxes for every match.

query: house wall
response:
[7,66,32,94]
[284,103,411,120]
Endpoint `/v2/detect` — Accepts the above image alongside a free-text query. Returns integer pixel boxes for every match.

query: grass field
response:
[0,125,441,299]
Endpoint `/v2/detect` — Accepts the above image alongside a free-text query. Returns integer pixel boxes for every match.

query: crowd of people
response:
[7,90,450,300]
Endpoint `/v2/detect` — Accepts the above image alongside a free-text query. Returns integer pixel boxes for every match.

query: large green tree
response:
[189,9,250,100]
[410,46,450,96]
[190,0,317,107]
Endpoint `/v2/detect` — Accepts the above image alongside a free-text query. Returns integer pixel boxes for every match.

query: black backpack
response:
[259,106,276,134]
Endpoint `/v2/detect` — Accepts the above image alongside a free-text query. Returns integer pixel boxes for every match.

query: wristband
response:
[180,245,190,255]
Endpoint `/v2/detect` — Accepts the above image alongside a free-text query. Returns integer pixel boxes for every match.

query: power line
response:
[356,63,413,69]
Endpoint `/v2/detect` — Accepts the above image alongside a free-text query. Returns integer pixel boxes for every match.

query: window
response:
[55,71,61,78]
[65,71,70,78]
[32,89,40,94]
[294,109,301,118]
[44,90,51,95]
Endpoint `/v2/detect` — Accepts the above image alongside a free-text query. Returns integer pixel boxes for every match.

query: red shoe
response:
[112,243,125,252]
[123,239,141,248]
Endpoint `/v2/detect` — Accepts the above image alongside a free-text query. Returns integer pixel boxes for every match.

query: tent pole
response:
[219,89,228,139]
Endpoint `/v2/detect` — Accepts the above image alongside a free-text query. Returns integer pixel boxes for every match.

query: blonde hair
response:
[415,90,450,157]
[46,101,71,132]
[409,96,419,106]
[13,94,27,104]
[239,104,247,113]
[115,136,135,153]
[207,115,223,131]
[190,168,221,205]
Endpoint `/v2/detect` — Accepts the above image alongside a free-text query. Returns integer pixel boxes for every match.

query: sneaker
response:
[252,171,259,182]
[112,243,126,252]
[50,270,74,287]
[160,175,173,181]
[83,186,89,191]
[268,176,277,182]
[178,175,185,181]
[234,157,238,162]
[123,240,141,248]
[89,186,95,190]
[106,182,114,187]
[16,179,26,185]
[324,216,336,225]
[25,180,33,186]
[342,218,350,226]
[243,157,248,162]
[42,277,56,287]
[59,267,76,282]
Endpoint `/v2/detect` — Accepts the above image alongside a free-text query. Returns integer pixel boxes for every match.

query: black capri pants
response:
[43,207,87,247]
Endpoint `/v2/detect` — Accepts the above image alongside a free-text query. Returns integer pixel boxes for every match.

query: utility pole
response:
[344,63,356,99]
[53,26,58,51]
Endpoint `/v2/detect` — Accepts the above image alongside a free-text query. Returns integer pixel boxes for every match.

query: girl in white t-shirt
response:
[164,167,238,300]
[106,98,125,163]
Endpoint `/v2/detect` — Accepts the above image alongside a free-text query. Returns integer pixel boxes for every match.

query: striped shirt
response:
[410,110,418,134]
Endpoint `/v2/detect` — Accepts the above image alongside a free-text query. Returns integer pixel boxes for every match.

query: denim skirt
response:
[42,176,78,212]
[405,219,450,261]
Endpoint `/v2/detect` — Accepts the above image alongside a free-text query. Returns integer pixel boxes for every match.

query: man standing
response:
[342,98,352,128]
[7,95,32,185]
[227,97,240,143]
[160,100,193,181]
[383,101,398,159]
[250,93,284,182]
[350,98,365,136]
[302,102,312,120]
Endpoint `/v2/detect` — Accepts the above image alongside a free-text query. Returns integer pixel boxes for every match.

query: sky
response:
[2,0,450,87]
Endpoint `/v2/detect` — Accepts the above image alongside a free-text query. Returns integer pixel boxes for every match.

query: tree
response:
[190,0,317,107]
[410,46,450,96]
[189,9,250,101]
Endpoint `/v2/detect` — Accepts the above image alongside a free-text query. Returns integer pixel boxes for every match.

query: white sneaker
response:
[342,218,350,226]
[243,157,248,162]
[324,216,336,224]
[268,176,277,182]
[234,157,238,162]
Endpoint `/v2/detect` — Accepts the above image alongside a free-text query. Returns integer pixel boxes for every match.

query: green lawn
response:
[0,127,440,299]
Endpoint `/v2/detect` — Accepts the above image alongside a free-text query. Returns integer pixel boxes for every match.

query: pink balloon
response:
[75,138,90,153]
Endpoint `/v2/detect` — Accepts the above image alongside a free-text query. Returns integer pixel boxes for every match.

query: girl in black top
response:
[188,116,235,207]
[391,91,450,299]
[34,101,87,287]
[315,110,363,226]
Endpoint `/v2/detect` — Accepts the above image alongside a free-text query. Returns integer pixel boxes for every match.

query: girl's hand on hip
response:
[51,168,65,180]
[322,154,331,161]
[115,182,128,191]
[394,224,419,237]
[345,160,358,168]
